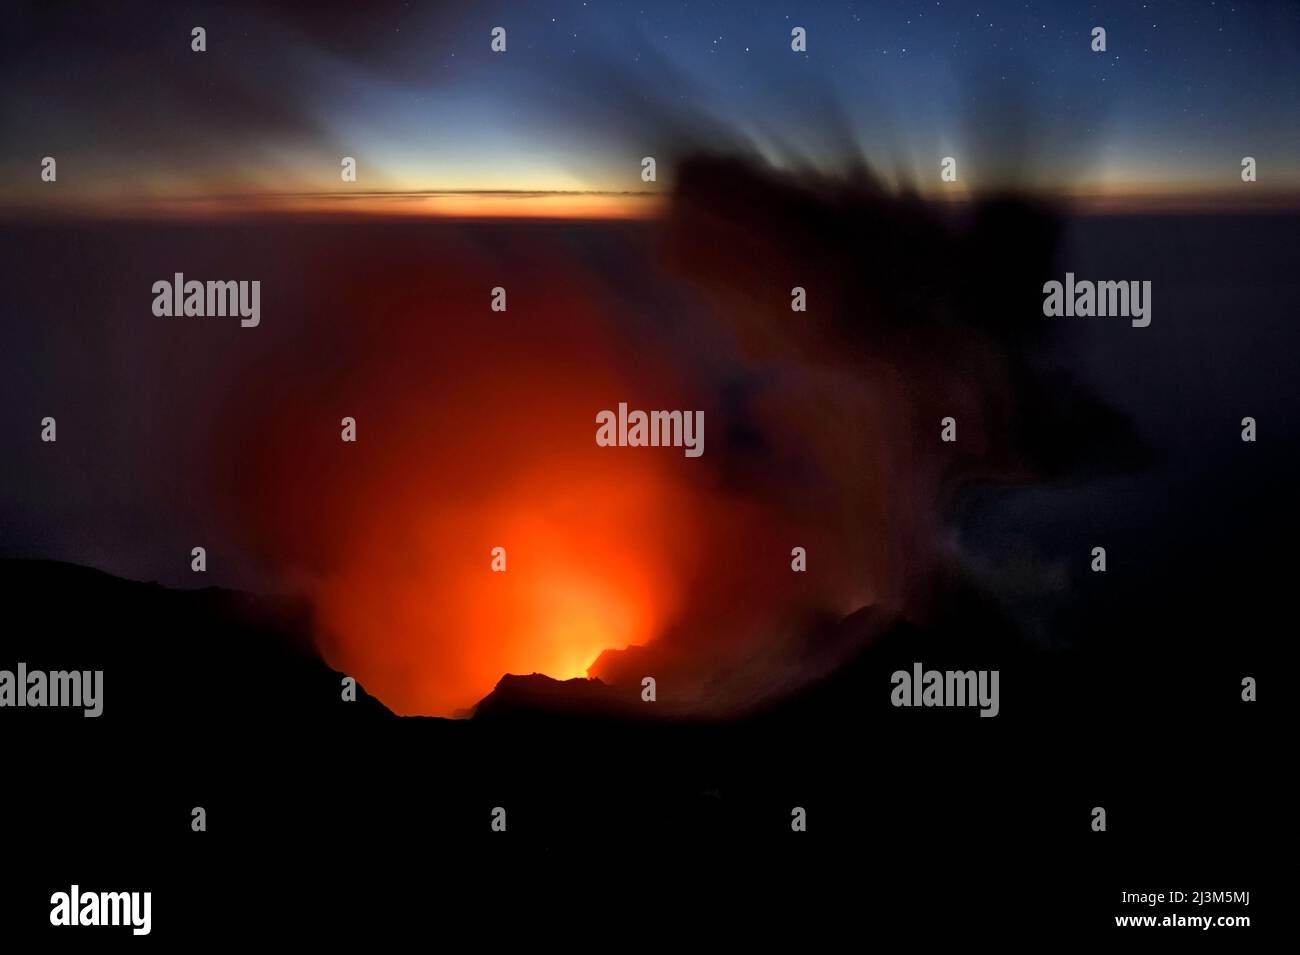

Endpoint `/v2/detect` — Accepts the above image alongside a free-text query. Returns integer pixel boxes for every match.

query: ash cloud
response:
[0,12,1148,717]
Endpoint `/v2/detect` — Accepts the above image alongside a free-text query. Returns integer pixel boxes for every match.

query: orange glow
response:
[312,461,694,716]
[15,190,663,222]
[214,209,892,717]
[223,251,710,716]
[528,566,649,680]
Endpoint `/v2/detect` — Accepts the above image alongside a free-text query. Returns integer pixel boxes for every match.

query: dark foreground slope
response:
[0,556,1276,941]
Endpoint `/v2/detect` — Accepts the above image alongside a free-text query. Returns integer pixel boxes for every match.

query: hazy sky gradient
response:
[2,0,1298,213]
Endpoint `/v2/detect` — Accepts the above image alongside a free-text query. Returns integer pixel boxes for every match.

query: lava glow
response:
[311,463,694,716]
[214,170,945,718]
[217,228,717,716]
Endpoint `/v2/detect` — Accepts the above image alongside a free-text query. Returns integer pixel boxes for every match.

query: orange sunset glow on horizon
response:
[10,182,1300,223]
[5,189,665,222]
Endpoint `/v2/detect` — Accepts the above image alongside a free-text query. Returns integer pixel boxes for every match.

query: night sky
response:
[2,0,1298,214]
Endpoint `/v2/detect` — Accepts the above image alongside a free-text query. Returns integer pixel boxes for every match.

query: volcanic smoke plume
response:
[0,6,1152,720]
[194,145,1140,719]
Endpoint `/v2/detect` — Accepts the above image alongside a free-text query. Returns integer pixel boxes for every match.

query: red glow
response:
[215,215,906,717]
[216,228,722,715]
[313,458,698,716]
